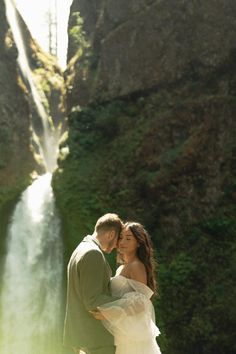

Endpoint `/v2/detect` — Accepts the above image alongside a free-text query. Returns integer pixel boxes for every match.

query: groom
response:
[63,213,123,354]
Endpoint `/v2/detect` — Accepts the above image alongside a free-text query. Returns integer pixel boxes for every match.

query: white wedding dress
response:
[98,275,162,354]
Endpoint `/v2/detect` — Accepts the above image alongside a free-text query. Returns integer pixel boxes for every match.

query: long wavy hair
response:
[118,221,157,295]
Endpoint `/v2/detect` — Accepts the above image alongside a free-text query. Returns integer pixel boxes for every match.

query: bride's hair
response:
[119,221,157,294]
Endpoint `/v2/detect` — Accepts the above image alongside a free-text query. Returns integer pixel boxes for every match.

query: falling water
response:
[4,0,59,172]
[0,1,64,353]
[0,174,63,354]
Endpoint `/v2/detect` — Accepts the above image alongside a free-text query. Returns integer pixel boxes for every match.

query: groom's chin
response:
[103,247,112,254]
[104,244,116,254]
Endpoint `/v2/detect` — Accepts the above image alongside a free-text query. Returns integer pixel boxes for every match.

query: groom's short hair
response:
[95,213,123,235]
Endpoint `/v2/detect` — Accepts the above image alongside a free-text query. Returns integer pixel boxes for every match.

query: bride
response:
[91,221,162,354]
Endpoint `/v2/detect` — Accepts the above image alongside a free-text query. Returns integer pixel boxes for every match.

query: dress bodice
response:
[110,275,153,299]
[100,275,161,353]
[110,275,134,297]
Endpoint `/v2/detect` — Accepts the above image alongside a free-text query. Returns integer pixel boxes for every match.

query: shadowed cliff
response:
[0,0,34,237]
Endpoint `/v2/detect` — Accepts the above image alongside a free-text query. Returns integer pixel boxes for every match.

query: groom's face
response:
[100,230,118,253]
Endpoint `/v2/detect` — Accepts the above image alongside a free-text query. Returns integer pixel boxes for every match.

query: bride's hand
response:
[89,309,106,320]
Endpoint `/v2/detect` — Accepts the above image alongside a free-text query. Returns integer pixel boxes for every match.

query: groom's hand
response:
[89,309,106,320]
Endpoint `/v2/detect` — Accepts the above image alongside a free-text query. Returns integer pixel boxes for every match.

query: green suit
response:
[63,235,116,354]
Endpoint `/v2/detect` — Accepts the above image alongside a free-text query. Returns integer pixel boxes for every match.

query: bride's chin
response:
[119,252,127,257]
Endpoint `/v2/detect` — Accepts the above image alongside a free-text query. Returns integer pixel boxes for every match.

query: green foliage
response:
[0,125,11,144]
[53,89,236,354]
[0,125,11,167]
[159,217,236,354]
[160,144,184,167]
[201,217,235,237]
[0,177,30,211]
[68,101,122,155]
[34,68,50,93]
[69,12,89,50]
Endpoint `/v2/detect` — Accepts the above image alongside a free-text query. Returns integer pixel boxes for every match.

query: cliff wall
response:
[0,0,34,209]
[0,0,34,273]
[66,0,236,106]
[54,1,236,353]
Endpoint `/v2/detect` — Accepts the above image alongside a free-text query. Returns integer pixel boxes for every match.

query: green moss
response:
[159,144,184,167]
[0,125,12,167]
[158,215,236,353]
[69,12,90,51]
[0,175,31,218]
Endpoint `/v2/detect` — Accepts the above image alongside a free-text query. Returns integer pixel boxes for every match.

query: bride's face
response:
[118,227,139,255]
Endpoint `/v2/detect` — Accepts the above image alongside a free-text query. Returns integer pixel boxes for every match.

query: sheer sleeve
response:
[97,279,160,344]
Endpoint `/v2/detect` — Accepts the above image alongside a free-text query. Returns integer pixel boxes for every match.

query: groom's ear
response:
[109,230,116,239]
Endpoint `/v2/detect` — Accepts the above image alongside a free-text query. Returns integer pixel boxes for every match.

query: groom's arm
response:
[79,250,115,311]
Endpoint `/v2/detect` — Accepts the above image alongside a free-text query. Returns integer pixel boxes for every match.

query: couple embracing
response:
[63,213,161,354]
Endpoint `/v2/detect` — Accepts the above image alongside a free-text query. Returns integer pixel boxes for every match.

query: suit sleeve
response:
[79,250,115,311]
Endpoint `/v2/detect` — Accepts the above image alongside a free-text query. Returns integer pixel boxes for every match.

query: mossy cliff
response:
[53,1,236,353]
[0,0,34,256]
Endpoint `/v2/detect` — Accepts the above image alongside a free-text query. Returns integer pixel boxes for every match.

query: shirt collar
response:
[83,234,101,249]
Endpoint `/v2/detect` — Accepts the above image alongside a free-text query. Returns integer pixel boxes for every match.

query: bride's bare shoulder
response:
[129,260,147,285]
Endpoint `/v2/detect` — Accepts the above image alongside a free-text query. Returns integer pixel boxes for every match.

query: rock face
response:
[0,0,35,269]
[0,0,34,197]
[53,1,236,353]
[66,0,236,107]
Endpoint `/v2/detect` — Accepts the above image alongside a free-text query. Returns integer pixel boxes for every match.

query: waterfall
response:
[4,0,59,173]
[0,174,63,354]
[0,1,65,353]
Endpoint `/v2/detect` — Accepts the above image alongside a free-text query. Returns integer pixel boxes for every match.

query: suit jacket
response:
[63,235,115,350]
